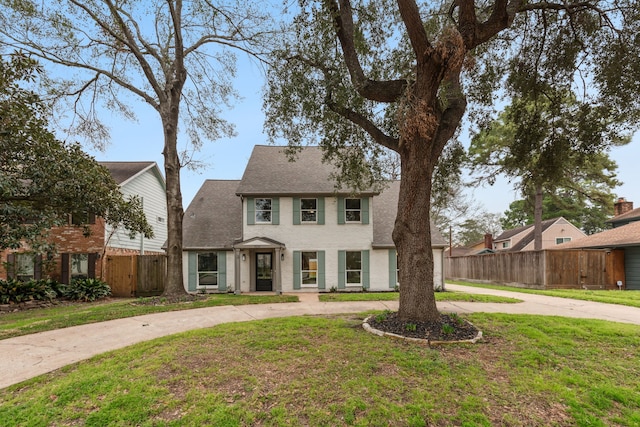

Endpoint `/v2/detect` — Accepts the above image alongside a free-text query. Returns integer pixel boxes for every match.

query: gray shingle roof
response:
[554,221,640,249]
[183,180,242,249]
[99,161,157,185]
[372,181,447,248]
[608,207,640,225]
[235,145,376,196]
[508,217,566,252]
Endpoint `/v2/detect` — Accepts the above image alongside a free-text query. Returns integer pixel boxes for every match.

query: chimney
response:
[614,197,634,216]
[484,233,493,249]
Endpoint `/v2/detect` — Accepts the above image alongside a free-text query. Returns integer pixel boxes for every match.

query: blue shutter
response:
[361,198,369,224]
[388,250,397,288]
[293,251,301,290]
[188,252,197,292]
[318,251,326,290]
[247,198,255,225]
[218,252,227,291]
[293,198,301,225]
[318,197,325,225]
[337,197,345,225]
[338,250,346,289]
[362,250,370,289]
[272,197,280,225]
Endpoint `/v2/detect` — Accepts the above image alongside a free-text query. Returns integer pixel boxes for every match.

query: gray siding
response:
[625,247,640,290]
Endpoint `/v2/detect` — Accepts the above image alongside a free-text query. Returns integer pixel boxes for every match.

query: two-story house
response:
[1,161,167,283]
[492,217,586,252]
[182,145,447,293]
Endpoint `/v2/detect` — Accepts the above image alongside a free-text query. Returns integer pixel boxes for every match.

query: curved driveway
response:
[0,283,639,390]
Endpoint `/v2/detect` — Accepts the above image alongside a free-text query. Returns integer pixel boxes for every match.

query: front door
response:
[256,253,273,291]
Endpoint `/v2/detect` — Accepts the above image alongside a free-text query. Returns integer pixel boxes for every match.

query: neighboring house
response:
[182,145,447,293]
[557,197,640,290]
[492,217,586,252]
[445,234,495,257]
[1,162,167,283]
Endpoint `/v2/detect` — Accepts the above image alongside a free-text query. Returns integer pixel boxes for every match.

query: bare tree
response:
[0,0,273,295]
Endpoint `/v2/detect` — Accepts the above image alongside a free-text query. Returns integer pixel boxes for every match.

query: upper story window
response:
[255,198,272,223]
[502,241,510,249]
[345,198,361,222]
[556,237,572,245]
[300,198,317,223]
[70,211,95,225]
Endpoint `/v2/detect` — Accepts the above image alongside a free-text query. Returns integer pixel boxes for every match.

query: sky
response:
[85,56,640,220]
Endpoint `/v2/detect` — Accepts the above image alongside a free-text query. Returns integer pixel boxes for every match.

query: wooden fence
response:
[105,255,166,297]
[445,249,625,290]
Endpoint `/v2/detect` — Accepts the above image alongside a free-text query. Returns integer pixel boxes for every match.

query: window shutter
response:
[34,255,43,280]
[246,198,255,225]
[88,212,96,224]
[338,250,346,289]
[61,253,70,284]
[218,252,227,291]
[293,198,301,225]
[293,250,301,290]
[337,197,345,225]
[362,250,370,289]
[388,250,397,288]
[317,251,326,290]
[88,253,97,279]
[317,197,325,225]
[188,252,197,291]
[272,197,280,225]
[6,254,15,279]
[361,198,369,224]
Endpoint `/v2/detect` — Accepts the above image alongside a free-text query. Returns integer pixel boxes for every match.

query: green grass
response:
[0,294,297,340]
[1,313,639,426]
[319,290,521,303]
[450,280,640,308]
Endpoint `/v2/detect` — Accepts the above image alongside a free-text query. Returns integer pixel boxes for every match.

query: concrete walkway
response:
[1,284,639,390]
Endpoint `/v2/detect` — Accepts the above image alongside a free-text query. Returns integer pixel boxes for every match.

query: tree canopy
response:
[0,52,152,251]
[264,0,640,322]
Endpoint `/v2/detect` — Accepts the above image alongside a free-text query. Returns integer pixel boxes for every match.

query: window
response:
[502,241,510,249]
[345,199,361,222]
[15,254,35,282]
[301,252,318,286]
[70,254,89,280]
[70,211,94,225]
[346,251,362,285]
[197,252,218,287]
[300,199,317,223]
[255,198,272,223]
[556,237,572,245]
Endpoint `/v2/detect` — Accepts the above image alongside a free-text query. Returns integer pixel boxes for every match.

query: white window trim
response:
[501,240,511,249]
[301,251,318,288]
[345,250,362,286]
[255,198,272,224]
[300,198,318,224]
[345,198,362,223]
[555,237,572,245]
[70,253,89,280]
[197,253,219,289]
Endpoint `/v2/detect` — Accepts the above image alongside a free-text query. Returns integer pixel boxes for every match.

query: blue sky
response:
[86,56,640,218]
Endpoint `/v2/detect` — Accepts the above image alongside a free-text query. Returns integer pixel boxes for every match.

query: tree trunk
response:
[393,142,439,323]
[533,184,543,251]
[161,99,187,296]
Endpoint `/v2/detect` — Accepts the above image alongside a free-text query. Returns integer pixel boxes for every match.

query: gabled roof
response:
[508,217,569,251]
[555,221,640,249]
[372,181,447,248]
[100,161,164,188]
[235,145,377,196]
[183,180,242,250]
[607,207,640,225]
[493,222,534,242]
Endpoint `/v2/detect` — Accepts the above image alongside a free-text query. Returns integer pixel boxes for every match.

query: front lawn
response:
[450,280,640,308]
[1,313,638,426]
[319,290,521,303]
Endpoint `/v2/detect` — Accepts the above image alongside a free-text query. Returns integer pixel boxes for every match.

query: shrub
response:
[0,279,57,304]
[63,278,111,302]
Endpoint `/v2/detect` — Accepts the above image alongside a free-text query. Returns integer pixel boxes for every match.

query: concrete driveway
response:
[0,283,639,390]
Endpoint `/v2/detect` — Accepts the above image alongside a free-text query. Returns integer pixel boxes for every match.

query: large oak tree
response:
[0,0,272,296]
[264,0,640,321]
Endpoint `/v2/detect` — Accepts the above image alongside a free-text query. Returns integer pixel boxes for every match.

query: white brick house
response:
[182,146,446,293]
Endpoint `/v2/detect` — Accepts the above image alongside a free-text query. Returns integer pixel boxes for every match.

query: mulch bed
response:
[367,312,480,342]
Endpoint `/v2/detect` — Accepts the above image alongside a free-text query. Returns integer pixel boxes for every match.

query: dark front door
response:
[256,253,273,291]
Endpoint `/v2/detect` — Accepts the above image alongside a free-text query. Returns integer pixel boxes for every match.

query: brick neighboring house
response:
[1,162,167,283]
[492,217,586,252]
[181,145,447,293]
